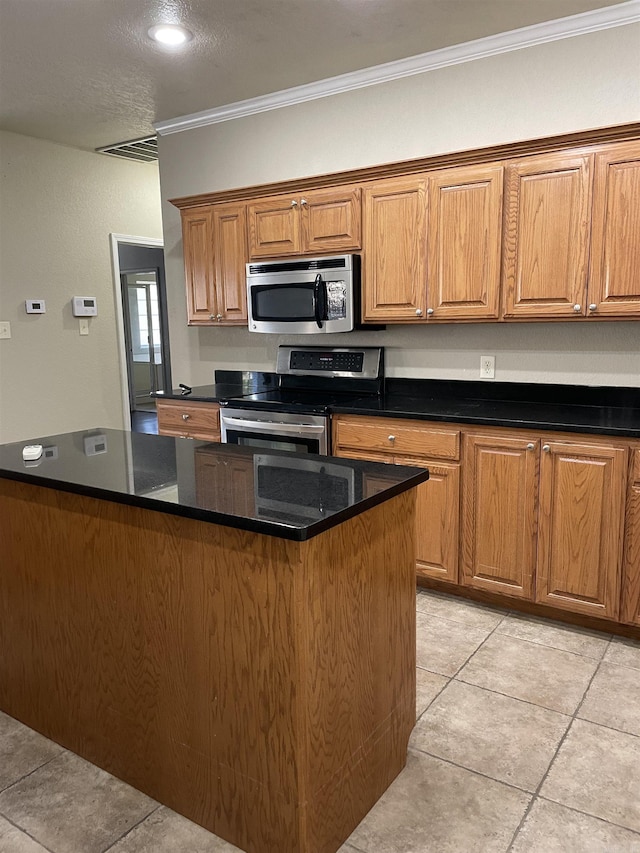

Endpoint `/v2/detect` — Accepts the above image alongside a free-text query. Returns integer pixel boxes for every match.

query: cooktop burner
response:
[224,388,365,414]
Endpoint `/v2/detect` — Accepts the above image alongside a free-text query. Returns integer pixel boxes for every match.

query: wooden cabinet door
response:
[212,203,248,324]
[621,478,640,627]
[461,434,538,599]
[502,153,592,318]
[396,455,459,584]
[182,207,215,323]
[588,141,640,317]
[427,163,503,320]
[362,176,428,321]
[248,195,300,257]
[535,441,627,620]
[301,185,361,254]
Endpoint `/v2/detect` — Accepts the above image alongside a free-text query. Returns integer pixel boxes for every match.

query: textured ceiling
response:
[0,0,628,151]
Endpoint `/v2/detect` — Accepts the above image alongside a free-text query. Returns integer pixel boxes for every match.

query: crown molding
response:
[155,1,640,137]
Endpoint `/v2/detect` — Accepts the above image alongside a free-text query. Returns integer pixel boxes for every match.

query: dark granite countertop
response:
[333,379,640,438]
[156,374,640,439]
[0,428,428,541]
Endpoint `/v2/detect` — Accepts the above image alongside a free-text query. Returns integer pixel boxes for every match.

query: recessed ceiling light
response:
[148,24,193,47]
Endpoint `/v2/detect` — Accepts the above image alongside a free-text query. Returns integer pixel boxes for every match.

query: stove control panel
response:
[290,351,364,373]
[276,346,383,379]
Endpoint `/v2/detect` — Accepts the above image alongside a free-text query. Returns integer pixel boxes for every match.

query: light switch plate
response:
[0,321,11,339]
[79,318,89,336]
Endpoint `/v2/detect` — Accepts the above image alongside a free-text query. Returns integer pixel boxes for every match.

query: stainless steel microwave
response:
[246,254,359,334]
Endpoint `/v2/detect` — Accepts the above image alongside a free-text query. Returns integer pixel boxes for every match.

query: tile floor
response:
[1,589,640,852]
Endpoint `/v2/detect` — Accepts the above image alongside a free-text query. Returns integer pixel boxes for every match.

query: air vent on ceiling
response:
[95,136,158,162]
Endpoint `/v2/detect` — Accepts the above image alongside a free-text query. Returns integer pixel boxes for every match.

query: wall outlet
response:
[0,321,11,339]
[480,355,495,379]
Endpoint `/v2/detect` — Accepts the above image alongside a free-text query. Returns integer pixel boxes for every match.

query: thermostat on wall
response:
[25,299,46,314]
[72,296,98,317]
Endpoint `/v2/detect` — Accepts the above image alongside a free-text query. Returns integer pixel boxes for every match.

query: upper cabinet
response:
[588,141,640,317]
[248,185,361,258]
[362,176,428,321]
[427,163,503,320]
[362,164,503,323]
[172,126,640,328]
[502,141,640,320]
[181,202,248,325]
[502,152,593,319]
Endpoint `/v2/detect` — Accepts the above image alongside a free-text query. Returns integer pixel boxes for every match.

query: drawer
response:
[333,416,460,460]
[156,399,220,438]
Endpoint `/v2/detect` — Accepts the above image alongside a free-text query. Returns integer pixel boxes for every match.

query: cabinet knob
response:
[573,304,581,313]
[589,303,597,312]
[388,435,395,443]
[415,309,423,316]
[300,198,308,206]
[290,200,298,207]
[209,314,215,320]
[542,444,550,452]
[526,443,535,450]
[182,413,190,421]
[216,313,223,321]
[427,308,434,316]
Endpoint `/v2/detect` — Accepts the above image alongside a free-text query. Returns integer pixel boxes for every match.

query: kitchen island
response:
[0,429,428,853]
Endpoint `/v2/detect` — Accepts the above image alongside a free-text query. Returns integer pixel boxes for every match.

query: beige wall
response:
[158,25,640,389]
[0,131,163,443]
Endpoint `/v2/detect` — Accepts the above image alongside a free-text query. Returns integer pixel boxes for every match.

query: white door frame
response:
[109,233,164,431]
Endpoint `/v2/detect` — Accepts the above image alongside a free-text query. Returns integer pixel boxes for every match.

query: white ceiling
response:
[0,0,630,152]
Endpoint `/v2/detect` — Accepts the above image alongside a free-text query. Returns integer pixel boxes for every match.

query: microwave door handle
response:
[314,273,326,328]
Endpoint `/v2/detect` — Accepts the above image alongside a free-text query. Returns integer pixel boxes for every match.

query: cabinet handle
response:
[427,308,434,316]
[542,444,550,452]
[291,200,298,207]
[300,198,308,206]
[388,435,395,443]
[182,413,191,421]
[573,304,581,313]
[526,443,535,450]
[589,303,597,312]
[415,308,423,316]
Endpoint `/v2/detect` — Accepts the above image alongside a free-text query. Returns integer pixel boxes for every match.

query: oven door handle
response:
[221,417,326,434]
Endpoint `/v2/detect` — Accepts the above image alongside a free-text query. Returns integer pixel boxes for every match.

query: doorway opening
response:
[110,235,171,432]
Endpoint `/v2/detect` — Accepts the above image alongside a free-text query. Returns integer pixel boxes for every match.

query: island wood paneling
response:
[0,479,416,853]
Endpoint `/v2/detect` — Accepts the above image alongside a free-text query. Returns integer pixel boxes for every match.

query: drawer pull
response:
[182,413,190,421]
[388,435,395,443]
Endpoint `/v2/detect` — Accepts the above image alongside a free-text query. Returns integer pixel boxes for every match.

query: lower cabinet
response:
[535,440,627,620]
[156,399,221,441]
[621,450,640,626]
[461,433,538,599]
[332,415,461,584]
[462,431,628,621]
[335,414,637,629]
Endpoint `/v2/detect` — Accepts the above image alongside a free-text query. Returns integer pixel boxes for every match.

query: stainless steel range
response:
[219,345,384,456]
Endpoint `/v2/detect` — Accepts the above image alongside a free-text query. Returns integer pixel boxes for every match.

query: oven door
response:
[247,277,353,334]
[220,408,329,455]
